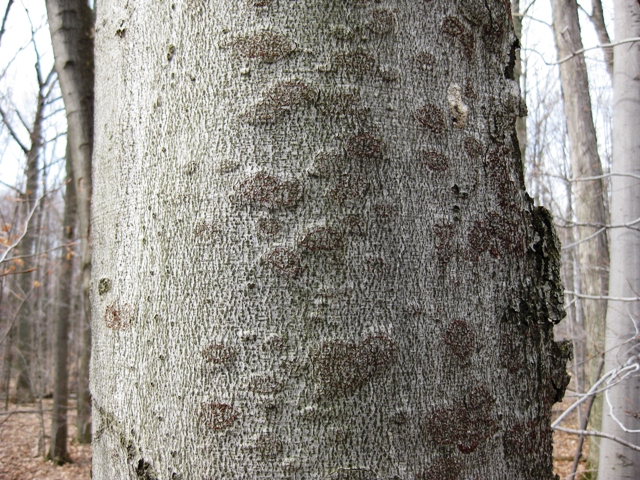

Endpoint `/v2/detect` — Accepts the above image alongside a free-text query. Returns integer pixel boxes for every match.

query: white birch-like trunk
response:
[91,1,569,478]
[598,0,640,477]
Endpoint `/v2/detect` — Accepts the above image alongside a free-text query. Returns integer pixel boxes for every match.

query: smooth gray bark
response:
[598,0,640,477]
[91,1,569,478]
[46,0,95,443]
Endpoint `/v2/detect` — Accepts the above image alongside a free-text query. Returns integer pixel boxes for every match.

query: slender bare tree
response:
[47,143,76,464]
[598,0,640,477]
[46,0,95,443]
[550,0,610,469]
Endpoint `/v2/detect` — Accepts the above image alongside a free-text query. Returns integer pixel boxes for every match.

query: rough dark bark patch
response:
[415,104,445,133]
[202,343,236,364]
[200,403,238,430]
[229,31,294,63]
[300,227,343,252]
[422,150,449,171]
[313,335,395,393]
[104,303,132,330]
[423,385,497,454]
[346,133,384,160]
[442,319,476,359]
[98,278,111,295]
[265,247,302,277]
[235,173,302,209]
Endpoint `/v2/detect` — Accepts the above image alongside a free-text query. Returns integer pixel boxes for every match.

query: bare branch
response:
[561,227,606,250]
[552,363,639,429]
[564,291,640,302]
[553,37,640,65]
[553,426,640,453]
[0,194,43,264]
[0,0,14,46]
[0,105,28,153]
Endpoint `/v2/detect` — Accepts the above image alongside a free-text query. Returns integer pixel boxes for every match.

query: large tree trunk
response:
[47,145,77,465]
[46,0,95,443]
[91,1,569,478]
[550,0,610,469]
[598,0,640,477]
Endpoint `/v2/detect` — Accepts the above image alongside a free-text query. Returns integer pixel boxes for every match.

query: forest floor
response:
[0,396,588,480]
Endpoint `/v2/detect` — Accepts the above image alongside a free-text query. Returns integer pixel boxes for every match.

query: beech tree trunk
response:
[46,0,95,443]
[550,0,610,468]
[91,1,569,478]
[47,144,76,464]
[598,0,640,477]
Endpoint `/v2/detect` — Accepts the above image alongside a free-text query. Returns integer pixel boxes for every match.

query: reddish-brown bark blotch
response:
[105,303,132,330]
[300,227,343,252]
[423,385,497,453]
[464,137,483,160]
[229,31,293,63]
[443,319,476,359]
[415,104,445,133]
[367,9,395,34]
[235,173,301,209]
[330,174,370,204]
[314,335,395,393]
[346,133,384,160]
[422,151,449,172]
[265,247,302,277]
[200,403,238,430]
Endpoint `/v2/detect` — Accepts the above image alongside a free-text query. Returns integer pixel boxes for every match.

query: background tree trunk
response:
[47,144,76,465]
[550,0,610,470]
[91,1,569,478]
[46,0,95,443]
[587,0,614,80]
[598,0,640,477]
[511,0,527,165]
[14,91,45,404]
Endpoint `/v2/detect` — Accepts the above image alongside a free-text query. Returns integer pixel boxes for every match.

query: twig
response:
[569,355,605,480]
[554,426,640,453]
[552,37,640,65]
[552,364,639,428]
[561,227,606,250]
[0,267,38,277]
[564,291,640,302]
